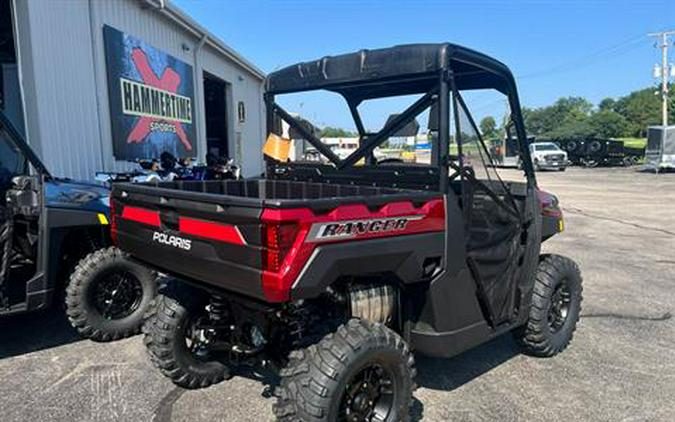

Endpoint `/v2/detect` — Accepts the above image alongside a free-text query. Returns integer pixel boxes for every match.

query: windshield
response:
[534,143,559,151]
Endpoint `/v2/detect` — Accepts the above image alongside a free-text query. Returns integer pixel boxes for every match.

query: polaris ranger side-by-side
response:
[0,111,156,341]
[115,44,583,421]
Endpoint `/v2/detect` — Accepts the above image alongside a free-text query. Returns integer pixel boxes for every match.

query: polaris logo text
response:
[152,232,192,251]
[307,216,424,242]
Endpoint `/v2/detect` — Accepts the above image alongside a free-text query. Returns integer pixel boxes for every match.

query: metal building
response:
[1,0,266,180]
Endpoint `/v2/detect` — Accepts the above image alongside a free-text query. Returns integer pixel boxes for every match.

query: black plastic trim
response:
[290,232,445,300]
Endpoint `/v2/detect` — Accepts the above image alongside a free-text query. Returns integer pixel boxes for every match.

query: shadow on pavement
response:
[416,335,519,392]
[151,335,520,422]
[231,335,519,422]
[0,307,81,359]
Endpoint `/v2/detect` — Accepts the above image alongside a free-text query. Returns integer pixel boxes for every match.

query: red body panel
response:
[178,217,246,245]
[260,198,446,302]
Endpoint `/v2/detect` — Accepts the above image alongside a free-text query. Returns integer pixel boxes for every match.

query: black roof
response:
[265,43,516,100]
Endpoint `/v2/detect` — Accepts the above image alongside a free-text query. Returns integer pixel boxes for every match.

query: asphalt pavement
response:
[1,166,673,421]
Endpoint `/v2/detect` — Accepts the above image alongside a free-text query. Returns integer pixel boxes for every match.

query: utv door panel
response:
[454,93,524,327]
[408,192,489,357]
[465,188,521,325]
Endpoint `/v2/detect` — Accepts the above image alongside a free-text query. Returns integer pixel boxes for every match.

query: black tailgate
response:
[111,184,267,299]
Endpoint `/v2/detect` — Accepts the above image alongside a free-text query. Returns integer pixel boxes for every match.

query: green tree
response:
[523,96,593,137]
[320,126,357,137]
[479,116,497,138]
[521,85,675,140]
[612,86,675,137]
[598,97,617,112]
[546,114,594,139]
[588,109,629,138]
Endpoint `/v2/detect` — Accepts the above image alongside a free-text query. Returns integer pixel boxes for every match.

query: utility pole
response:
[648,30,675,126]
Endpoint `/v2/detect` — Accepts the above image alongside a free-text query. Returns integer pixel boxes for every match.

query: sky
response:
[175,0,675,131]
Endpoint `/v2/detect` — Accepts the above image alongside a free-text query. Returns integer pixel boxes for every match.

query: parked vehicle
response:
[489,135,534,167]
[115,44,583,420]
[580,138,623,167]
[623,145,645,166]
[553,137,586,166]
[525,142,568,171]
[0,110,157,341]
[554,137,643,168]
[204,153,241,180]
[644,126,675,172]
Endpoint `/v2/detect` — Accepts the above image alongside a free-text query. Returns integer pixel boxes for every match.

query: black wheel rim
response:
[339,363,396,422]
[548,282,572,333]
[93,271,143,320]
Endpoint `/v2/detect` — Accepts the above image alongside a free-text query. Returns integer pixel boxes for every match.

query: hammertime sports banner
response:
[103,25,196,160]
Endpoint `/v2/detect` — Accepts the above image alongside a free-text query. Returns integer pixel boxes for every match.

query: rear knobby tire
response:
[66,247,157,342]
[514,254,583,357]
[274,319,416,422]
[145,280,230,389]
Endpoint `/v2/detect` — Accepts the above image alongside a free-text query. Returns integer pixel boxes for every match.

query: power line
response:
[519,33,645,79]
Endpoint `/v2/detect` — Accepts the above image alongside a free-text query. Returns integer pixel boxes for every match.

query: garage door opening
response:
[203,72,229,159]
[0,0,24,135]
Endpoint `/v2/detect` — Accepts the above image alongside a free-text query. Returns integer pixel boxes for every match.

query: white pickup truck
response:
[527,142,568,171]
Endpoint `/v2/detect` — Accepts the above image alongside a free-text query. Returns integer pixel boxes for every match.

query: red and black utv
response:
[112,43,582,421]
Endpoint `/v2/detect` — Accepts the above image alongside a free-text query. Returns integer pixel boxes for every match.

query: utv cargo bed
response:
[111,179,445,302]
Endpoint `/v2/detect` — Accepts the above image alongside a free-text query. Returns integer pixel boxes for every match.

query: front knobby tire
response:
[274,319,416,422]
[514,254,583,357]
[145,280,230,389]
[66,247,157,342]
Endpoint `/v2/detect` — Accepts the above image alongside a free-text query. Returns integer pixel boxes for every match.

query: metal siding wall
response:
[17,0,103,180]
[16,0,263,180]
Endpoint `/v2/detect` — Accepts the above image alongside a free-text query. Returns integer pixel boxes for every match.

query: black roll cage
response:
[264,43,536,190]
[0,110,51,179]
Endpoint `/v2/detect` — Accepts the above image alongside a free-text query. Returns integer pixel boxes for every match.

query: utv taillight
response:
[262,223,298,272]
[536,189,562,218]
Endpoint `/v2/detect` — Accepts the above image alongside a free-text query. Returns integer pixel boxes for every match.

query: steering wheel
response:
[377,158,405,165]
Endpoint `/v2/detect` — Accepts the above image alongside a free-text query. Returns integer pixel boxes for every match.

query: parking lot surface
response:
[1,167,674,422]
